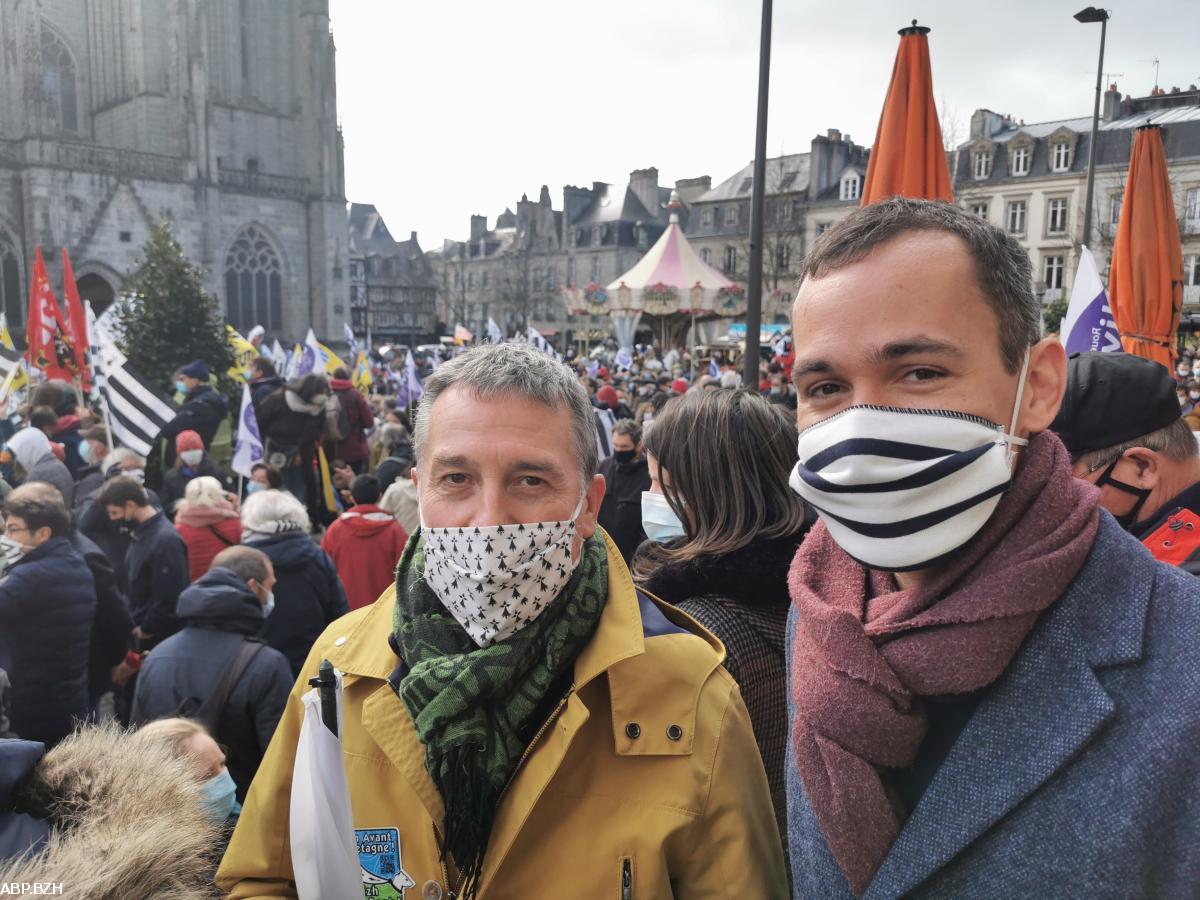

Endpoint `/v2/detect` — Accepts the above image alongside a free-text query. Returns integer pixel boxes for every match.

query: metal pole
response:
[742,0,773,389]
[1080,14,1107,249]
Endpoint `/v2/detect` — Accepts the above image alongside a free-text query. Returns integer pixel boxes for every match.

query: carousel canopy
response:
[563,190,748,320]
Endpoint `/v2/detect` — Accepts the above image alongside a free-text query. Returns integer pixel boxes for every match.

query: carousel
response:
[562,191,748,351]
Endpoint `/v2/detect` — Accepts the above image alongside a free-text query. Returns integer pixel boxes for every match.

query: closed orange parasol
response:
[861,21,953,206]
[1108,125,1184,368]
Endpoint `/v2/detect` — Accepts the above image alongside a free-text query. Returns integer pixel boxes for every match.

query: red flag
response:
[26,247,78,381]
[60,248,91,388]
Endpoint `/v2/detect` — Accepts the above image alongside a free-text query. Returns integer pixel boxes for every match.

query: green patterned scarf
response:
[392,531,608,898]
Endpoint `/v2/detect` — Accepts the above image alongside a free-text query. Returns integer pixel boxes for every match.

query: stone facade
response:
[686,129,869,324]
[953,85,1200,308]
[347,203,437,345]
[0,0,347,343]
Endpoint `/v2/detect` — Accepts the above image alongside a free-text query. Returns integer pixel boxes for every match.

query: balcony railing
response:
[217,166,309,201]
[0,139,186,181]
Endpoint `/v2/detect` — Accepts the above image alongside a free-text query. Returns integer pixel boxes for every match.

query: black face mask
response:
[1095,457,1153,530]
[612,449,637,465]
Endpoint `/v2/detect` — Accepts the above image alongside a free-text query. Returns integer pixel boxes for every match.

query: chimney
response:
[968,109,1013,140]
[1102,83,1122,122]
[673,176,712,204]
[629,167,661,216]
[410,231,417,243]
[469,215,487,242]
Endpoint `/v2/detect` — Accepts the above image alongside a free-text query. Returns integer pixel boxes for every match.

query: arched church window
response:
[225,226,283,334]
[0,228,22,329]
[41,26,78,132]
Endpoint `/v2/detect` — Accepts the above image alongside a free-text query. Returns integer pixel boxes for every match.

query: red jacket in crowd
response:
[175,502,243,582]
[325,379,375,465]
[319,504,408,610]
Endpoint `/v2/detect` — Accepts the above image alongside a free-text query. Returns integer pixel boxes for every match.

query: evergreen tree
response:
[118,221,234,390]
[1042,297,1070,336]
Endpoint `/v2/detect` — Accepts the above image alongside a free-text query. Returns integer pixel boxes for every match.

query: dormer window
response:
[701,209,713,227]
[591,226,603,247]
[840,173,861,201]
[724,206,739,226]
[1052,142,1072,172]
[973,150,992,180]
[1010,146,1030,176]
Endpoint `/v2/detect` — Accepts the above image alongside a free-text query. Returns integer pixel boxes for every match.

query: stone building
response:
[954,84,1200,308]
[429,169,701,347]
[0,0,347,342]
[685,130,870,323]
[347,203,437,346]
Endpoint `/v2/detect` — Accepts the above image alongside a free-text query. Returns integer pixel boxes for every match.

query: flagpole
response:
[742,0,773,388]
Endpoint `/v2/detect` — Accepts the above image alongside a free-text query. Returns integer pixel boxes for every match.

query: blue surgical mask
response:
[641,491,686,543]
[263,590,275,618]
[79,442,95,465]
[246,481,265,494]
[201,769,238,822]
[174,380,188,395]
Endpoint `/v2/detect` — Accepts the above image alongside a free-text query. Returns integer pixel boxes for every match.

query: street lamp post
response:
[742,0,773,389]
[1075,6,1110,250]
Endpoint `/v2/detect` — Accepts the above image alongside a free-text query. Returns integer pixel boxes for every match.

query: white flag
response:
[1060,245,1122,354]
[231,383,264,479]
[289,672,366,900]
[344,322,360,361]
[271,339,288,373]
[296,328,326,377]
[486,317,504,344]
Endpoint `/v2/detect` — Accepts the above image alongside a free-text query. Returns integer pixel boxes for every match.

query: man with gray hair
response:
[785,197,1200,897]
[221,342,786,898]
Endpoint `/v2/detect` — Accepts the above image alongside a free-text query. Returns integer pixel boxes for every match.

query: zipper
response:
[620,857,633,900]
[432,684,576,898]
[494,684,575,809]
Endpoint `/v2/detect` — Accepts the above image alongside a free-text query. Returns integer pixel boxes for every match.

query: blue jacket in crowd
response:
[0,739,48,861]
[786,513,1200,899]
[0,538,95,746]
[246,531,349,677]
[125,510,188,644]
[130,567,292,801]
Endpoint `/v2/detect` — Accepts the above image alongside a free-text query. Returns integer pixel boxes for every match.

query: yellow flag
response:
[316,445,338,514]
[226,324,259,381]
[0,314,15,352]
[352,351,372,395]
[317,340,347,376]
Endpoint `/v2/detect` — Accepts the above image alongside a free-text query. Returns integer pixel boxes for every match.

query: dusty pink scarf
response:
[788,431,1100,896]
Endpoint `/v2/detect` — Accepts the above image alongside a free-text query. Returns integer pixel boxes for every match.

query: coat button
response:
[422,881,443,900]
[334,636,347,646]
[625,722,641,739]
[667,724,683,741]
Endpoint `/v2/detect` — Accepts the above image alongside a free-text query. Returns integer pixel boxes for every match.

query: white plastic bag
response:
[289,672,361,900]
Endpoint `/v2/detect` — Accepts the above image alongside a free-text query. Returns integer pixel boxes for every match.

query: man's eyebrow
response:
[792,359,832,379]
[870,337,963,362]
[429,453,472,469]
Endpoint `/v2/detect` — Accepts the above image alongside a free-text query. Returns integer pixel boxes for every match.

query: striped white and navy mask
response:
[789,405,1029,572]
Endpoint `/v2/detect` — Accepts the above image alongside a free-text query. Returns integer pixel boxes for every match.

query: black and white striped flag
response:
[88,306,178,456]
[526,325,561,361]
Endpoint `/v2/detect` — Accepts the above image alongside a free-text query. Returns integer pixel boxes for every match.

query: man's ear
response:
[575,474,607,539]
[1017,337,1067,435]
[1123,447,1163,490]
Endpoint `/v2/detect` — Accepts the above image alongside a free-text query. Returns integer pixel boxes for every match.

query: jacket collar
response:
[865,511,1151,899]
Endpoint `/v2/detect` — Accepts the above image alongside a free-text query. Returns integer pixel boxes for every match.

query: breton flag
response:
[231,382,265,479]
[526,325,561,361]
[396,349,424,408]
[344,322,361,361]
[271,339,289,374]
[1061,245,1122,354]
[486,317,504,344]
[88,305,179,456]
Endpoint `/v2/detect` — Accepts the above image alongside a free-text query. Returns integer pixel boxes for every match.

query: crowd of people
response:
[4,197,1200,898]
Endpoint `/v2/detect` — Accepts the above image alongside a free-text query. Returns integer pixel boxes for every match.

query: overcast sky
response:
[328,0,1199,249]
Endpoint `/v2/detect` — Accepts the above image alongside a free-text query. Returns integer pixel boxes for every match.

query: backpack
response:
[325,391,352,442]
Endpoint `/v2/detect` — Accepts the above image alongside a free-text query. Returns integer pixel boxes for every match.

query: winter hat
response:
[177,360,210,381]
[175,430,204,454]
[596,385,619,410]
[671,378,688,395]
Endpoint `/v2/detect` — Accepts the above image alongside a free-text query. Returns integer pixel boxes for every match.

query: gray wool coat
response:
[787,511,1200,899]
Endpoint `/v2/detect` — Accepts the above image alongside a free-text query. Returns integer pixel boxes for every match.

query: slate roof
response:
[569,184,673,226]
[694,154,811,203]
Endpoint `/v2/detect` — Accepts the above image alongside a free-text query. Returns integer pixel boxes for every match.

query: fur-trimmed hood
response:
[0,724,220,899]
[636,531,807,609]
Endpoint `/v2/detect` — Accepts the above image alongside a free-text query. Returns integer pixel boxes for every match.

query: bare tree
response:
[739,154,807,293]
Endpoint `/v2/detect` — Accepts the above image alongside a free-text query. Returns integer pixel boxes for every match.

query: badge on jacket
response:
[356,827,415,898]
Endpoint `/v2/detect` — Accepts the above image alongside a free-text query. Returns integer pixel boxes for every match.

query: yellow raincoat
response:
[217,533,788,899]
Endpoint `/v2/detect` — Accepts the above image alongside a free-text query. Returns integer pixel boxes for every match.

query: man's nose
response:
[469,483,512,528]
